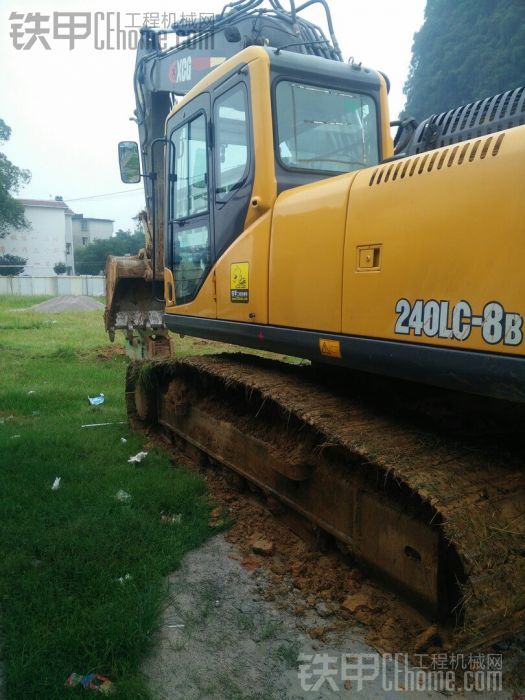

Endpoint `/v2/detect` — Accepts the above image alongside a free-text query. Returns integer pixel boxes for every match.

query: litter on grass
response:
[81,421,127,428]
[0,416,14,424]
[10,434,21,439]
[120,437,127,444]
[27,390,35,395]
[116,573,133,584]
[88,393,105,406]
[51,477,61,491]
[128,451,148,464]
[65,672,115,695]
[115,489,132,503]
[161,512,182,525]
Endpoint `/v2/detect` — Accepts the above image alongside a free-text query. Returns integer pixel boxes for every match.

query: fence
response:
[0,276,105,297]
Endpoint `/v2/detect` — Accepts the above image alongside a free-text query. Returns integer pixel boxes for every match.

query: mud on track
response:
[129,352,525,655]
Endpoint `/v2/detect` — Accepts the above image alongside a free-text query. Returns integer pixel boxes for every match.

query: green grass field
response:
[0,296,213,699]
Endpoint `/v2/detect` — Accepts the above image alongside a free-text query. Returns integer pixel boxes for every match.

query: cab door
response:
[166,93,216,315]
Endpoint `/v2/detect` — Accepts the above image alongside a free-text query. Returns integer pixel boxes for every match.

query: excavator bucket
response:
[104,253,170,359]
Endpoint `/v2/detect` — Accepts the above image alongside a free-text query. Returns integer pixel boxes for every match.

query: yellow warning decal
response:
[319,339,342,359]
[230,262,249,304]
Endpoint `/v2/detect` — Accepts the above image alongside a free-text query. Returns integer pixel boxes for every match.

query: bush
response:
[0,253,27,276]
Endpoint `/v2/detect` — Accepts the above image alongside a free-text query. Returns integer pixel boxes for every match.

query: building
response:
[0,199,75,276]
[1,199,115,276]
[72,214,114,248]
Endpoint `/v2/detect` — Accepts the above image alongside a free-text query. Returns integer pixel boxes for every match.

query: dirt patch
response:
[204,467,431,657]
[28,295,104,313]
[140,432,524,698]
[94,345,126,361]
[143,535,432,700]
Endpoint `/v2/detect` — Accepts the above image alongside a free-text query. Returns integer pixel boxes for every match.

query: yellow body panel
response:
[269,173,356,332]
[215,212,272,323]
[378,73,394,161]
[244,57,277,227]
[342,127,525,354]
[165,267,217,319]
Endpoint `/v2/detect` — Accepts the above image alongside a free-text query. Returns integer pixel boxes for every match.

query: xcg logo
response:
[169,56,192,84]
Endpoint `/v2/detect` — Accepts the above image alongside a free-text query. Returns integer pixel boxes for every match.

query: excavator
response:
[105,0,525,650]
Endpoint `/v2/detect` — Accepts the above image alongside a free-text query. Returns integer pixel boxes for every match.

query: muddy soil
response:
[142,438,525,699]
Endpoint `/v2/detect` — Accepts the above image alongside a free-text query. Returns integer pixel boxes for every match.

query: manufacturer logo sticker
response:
[230,262,249,303]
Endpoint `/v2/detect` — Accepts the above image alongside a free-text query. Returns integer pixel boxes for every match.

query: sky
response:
[0,0,426,232]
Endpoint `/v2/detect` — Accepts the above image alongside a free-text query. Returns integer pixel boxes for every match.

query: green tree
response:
[0,253,27,276]
[0,119,31,238]
[75,228,144,275]
[53,262,67,275]
[403,0,525,121]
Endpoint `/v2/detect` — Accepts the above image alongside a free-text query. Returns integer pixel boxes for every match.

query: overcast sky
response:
[1,0,425,232]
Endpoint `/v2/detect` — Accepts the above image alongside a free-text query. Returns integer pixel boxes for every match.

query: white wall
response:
[1,206,67,276]
[0,276,105,296]
[65,212,75,274]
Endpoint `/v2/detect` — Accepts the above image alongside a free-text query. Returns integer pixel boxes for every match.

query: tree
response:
[403,0,525,121]
[0,253,27,276]
[0,119,31,238]
[53,262,67,275]
[75,229,145,275]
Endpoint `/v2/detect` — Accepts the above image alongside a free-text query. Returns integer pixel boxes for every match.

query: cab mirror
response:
[118,141,141,183]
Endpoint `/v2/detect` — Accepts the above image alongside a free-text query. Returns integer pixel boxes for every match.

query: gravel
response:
[28,295,104,313]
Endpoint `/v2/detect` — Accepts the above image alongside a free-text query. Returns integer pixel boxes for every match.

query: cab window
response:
[170,112,210,304]
[214,84,249,198]
[276,81,379,173]
[172,113,208,218]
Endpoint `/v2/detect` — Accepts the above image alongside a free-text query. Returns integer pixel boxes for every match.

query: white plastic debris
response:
[81,421,126,428]
[27,390,35,395]
[116,573,133,584]
[128,451,148,464]
[161,513,182,525]
[51,477,61,491]
[88,393,105,406]
[115,489,132,503]
[10,434,21,439]
[120,437,127,444]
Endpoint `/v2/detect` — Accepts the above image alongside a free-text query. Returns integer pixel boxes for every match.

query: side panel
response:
[269,174,354,333]
[342,127,525,355]
[215,212,272,323]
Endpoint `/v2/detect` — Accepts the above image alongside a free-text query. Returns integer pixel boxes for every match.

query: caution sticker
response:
[230,262,249,304]
[319,339,342,359]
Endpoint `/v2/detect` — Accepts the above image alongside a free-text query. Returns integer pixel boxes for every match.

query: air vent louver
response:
[369,133,505,187]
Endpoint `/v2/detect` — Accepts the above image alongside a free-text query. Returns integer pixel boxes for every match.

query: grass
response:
[0,296,213,699]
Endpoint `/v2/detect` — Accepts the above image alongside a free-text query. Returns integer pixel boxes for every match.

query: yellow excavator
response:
[106,0,525,650]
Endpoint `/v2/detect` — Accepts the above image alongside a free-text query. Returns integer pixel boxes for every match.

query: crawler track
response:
[126,353,525,650]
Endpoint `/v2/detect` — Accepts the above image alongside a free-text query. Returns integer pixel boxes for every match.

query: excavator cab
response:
[106,0,391,359]
[161,47,391,319]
